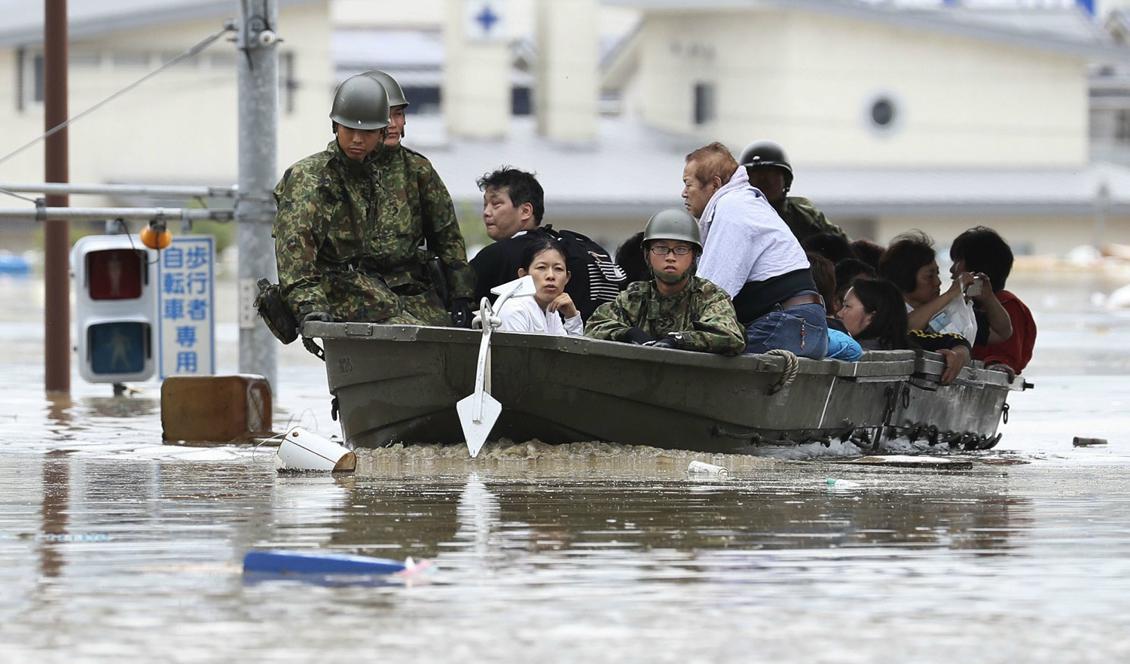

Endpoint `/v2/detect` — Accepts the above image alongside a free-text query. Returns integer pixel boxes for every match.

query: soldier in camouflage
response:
[364,70,476,326]
[273,73,472,327]
[740,140,847,243]
[586,209,746,355]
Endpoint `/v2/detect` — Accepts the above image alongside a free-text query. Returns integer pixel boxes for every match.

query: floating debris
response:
[1073,437,1108,447]
[243,550,413,575]
[687,460,728,478]
[825,478,863,488]
[275,427,356,473]
[841,455,973,470]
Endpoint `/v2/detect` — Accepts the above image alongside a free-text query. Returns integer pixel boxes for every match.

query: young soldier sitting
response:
[585,209,746,355]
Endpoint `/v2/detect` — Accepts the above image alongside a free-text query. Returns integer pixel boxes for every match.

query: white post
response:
[236,0,279,391]
[444,0,511,139]
[535,0,597,144]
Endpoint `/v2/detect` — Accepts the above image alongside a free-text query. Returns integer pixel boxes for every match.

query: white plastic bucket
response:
[275,427,356,473]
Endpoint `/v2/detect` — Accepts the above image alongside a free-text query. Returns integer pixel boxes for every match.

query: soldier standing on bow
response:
[740,140,847,243]
[273,73,473,327]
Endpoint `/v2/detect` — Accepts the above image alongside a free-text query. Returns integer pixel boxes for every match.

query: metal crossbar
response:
[0,207,234,222]
[0,182,237,199]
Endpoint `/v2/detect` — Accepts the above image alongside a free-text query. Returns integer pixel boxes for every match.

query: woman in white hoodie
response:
[497,236,584,336]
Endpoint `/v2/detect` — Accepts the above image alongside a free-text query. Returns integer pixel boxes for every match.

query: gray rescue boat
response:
[304,321,1027,454]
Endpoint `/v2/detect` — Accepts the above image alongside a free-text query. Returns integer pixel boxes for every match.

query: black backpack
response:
[542,225,628,321]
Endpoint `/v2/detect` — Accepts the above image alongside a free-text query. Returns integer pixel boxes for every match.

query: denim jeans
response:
[744,300,829,359]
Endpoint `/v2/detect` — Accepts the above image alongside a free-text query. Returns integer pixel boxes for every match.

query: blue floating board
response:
[243,549,407,576]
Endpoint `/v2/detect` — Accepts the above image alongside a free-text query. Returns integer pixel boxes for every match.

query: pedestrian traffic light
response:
[71,235,158,383]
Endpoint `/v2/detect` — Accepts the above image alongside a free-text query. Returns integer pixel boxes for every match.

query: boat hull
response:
[308,323,1021,454]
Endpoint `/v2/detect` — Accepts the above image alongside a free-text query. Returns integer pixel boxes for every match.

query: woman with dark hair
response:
[879,231,1010,345]
[496,236,583,336]
[837,277,909,351]
[837,277,972,384]
[950,226,1035,376]
[833,257,876,313]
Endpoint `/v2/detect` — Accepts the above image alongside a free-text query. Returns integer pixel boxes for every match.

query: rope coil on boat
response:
[765,349,799,395]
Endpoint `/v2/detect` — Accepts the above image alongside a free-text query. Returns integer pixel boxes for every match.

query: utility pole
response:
[44,0,70,394]
[235,0,279,391]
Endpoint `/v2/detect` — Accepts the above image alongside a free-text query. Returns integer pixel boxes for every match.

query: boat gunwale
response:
[305,322,1023,390]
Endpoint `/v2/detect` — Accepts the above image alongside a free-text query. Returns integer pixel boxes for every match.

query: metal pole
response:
[44,0,69,394]
[0,182,238,198]
[236,0,278,391]
[0,207,236,222]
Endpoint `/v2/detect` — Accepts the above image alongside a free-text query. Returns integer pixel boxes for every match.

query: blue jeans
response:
[744,300,829,359]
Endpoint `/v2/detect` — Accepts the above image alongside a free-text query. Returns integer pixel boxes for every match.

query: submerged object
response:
[303,323,1027,455]
[242,549,422,576]
[275,427,356,472]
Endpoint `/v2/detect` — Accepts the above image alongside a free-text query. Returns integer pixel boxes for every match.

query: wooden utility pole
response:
[44,0,70,393]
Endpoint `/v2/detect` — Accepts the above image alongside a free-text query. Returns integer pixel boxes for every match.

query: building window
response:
[512,86,531,116]
[869,95,897,130]
[402,86,441,116]
[280,52,297,115]
[1116,110,1130,144]
[693,82,715,126]
[15,48,45,110]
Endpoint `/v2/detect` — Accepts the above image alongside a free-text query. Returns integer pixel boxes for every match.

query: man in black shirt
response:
[470,167,626,320]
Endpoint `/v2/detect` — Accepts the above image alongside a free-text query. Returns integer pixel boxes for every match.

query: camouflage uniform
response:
[585,276,746,355]
[373,144,475,324]
[274,141,470,325]
[778,196,846,243]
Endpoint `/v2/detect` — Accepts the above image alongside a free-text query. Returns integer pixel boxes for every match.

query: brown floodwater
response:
[1,271,1129,662]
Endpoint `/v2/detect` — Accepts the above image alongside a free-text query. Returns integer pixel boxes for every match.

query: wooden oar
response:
[456,276,536,457]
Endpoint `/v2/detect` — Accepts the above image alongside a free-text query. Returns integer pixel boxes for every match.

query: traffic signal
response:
[71,235,158,383]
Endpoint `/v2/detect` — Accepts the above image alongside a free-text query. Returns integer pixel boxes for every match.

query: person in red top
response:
[950,226,1036,376]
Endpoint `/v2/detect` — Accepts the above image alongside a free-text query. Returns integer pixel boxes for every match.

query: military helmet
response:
[643,208,702,251]
[362,69,409,108]
[739,140,794,188]
[330,74,390,130]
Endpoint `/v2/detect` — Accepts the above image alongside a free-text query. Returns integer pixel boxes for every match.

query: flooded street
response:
[2,271,1130,662]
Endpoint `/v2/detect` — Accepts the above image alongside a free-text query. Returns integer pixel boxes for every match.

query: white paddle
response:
[456,276,537,458]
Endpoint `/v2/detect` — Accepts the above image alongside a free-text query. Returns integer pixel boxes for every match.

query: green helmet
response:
[362,69,409,107]
[643,208,702,251]
[330,74,390,130]
[739,140,793,189]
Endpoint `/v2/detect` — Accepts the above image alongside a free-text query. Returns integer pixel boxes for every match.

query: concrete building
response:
[399,0,1130,254]
[4,0,1130,258]
[0,0,331,215]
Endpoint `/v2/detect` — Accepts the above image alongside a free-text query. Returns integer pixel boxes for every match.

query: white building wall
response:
[779,12,1089,168]
[536,0,598,143]
[0,2,331,194]
[636,9,1088,168]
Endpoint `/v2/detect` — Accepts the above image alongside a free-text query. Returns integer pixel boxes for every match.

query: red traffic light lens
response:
[86,249,145,300]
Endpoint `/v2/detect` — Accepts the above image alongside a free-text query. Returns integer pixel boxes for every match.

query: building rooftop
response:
[0,0,319,47]
[411,116,1130,220]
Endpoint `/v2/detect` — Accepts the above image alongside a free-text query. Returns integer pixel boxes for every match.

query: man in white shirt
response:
[683,142,828,359]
